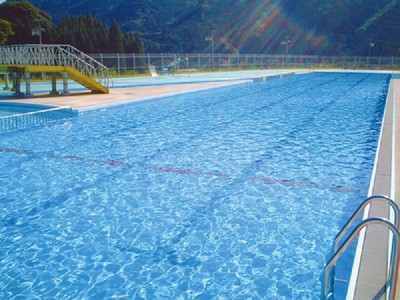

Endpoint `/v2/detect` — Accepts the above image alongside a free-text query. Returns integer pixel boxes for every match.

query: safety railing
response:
[89,53,400,75]
[321,195,400,299]
[334,195,400,252]
[0,106,76,132]
[0,44,110,88]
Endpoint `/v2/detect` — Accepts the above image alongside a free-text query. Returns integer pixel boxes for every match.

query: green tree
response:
[53,14,109,53]
[123,33,144,53]
[0,19,14,44]
[0,1,51,44]
[108,20,124,53]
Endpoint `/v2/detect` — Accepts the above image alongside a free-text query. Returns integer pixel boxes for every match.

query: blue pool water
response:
[0,72,389,299]
[0,103,50,117]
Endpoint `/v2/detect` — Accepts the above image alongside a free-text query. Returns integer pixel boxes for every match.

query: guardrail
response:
[89,53,400,75]
[0,44,110,88]
[0,106,76,132]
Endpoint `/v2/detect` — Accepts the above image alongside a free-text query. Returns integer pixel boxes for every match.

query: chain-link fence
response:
[89,53,400,76]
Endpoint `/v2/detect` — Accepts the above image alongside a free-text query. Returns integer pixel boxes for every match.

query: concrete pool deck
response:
[0,80,250,111]
[0,69,300,111]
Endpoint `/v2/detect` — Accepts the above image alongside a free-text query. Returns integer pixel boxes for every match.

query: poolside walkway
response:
[0,70,300,111]
[1,80,248,111]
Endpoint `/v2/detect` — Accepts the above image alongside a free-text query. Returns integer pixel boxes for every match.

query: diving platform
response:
[0,44,110,96]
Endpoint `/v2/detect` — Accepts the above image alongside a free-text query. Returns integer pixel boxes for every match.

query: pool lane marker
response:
[250,177,359,193]
[0,147,36,156]
[0,146,358,193]
[146,165,230,178]
[0,147,131,167]
[50,153,130,166]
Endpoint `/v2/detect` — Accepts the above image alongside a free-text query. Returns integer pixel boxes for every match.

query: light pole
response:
[368,41,374,67]
[281,36,290,55]
[32,19,44,44]
[206,30,215,70]
[32,19,45,79]
[281,36,290,67]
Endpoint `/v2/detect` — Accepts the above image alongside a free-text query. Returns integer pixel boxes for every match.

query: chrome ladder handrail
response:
[322,217,400,299]
[334,195,400,252]
[321,195,400,300]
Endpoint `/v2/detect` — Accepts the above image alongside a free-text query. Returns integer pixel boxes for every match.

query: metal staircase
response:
[321,195,400,299]
[162,57,188,76]
[0,44,110,94]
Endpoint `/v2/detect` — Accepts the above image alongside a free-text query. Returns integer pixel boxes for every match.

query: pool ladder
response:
[321,195,400,299]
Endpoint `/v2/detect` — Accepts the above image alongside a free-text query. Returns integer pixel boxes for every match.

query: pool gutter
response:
[346,78,399,299]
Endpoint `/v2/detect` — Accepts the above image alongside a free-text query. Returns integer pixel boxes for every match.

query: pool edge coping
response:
[346,77,399,299]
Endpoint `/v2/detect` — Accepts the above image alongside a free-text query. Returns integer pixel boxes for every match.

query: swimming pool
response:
[0,72,389,298]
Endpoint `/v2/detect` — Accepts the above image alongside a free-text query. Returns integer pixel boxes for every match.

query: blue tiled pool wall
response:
[0,72,389,299]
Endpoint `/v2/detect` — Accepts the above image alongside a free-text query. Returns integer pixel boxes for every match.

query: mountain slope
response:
[6,0,400,55]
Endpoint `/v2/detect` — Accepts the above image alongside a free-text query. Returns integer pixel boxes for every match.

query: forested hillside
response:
[0,1,144,53]
[3,0,400,55]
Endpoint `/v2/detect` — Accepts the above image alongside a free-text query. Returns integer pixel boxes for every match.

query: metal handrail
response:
[322,217,400,299]
[0,44,110,88]
[334,195,400,252]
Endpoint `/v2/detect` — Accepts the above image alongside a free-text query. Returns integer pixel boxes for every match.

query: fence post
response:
[132,53,136,75]
[147,53,150,70]
[117,53,120,75]
[197,53,200,70]
[186,53,189,77]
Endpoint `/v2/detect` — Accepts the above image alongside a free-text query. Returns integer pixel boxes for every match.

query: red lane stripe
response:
[1,146,357,192]
[146,165,230,179]
[0,147,36,155]
[251,177,358,192]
